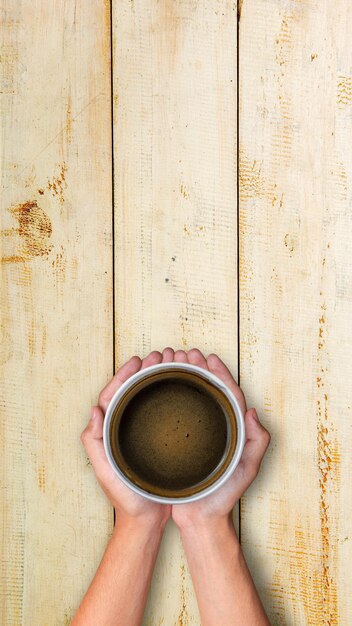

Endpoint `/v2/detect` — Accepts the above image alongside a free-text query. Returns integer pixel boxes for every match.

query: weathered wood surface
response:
[1,2,113,623]
[239,1,352,624]
[2,0,352,624]
[112,1,237,623]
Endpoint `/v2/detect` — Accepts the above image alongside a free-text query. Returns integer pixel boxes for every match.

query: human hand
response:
[169,348,271,530]
[80,350,172,530]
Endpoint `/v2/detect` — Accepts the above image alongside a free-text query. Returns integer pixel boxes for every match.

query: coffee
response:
[113,378,229,492]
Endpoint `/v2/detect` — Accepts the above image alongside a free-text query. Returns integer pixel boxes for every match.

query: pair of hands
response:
[80,348,270,531]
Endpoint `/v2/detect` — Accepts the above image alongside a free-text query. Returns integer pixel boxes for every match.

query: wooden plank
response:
[239,1,352,624]
[0,2,113,623]
[112,0,237,623]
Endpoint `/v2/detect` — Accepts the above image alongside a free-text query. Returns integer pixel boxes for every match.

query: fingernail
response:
[252,408,259,421]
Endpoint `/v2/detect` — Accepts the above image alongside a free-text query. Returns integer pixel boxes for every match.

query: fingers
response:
[98,356,142,412]
[207,353,247,414]
[186,348,208,370]
[97,350,242,417]
[240,408,271,483]
[99,350,164,412]
[80,406,112,481]
[174,349,188,362]
[141,350,163,369]
[162,347,175,362]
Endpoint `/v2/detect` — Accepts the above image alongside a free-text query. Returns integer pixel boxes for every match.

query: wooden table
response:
[1,2,351,624]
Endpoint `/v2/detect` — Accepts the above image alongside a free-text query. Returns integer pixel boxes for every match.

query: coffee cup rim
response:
[103,361,246,504]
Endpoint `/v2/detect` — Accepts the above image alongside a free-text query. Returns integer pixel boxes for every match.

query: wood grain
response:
[0,2,113,623]
[239,1,352,624]
[4,1,351,623]
[112,0,237,622]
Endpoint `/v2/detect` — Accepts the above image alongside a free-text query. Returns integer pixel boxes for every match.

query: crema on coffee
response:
[113,379,229,491]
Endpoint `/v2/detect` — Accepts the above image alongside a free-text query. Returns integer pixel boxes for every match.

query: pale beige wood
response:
[112,0,237,622]
[239,1,352,624]
[1,2,113,623]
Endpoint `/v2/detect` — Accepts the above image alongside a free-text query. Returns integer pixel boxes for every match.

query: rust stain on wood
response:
[1,200,53,263]
[102,0,111,63]
[180,184,190,199]
[337,76,352,107]
[239,150,283,211]
[269,567,287,624]
[103,0,111,36]
[37,465,46,493]
[316,369,340,625]
[239,151,267,199]
[335,162,348,201]
[270,515,338,625]
[46,163,68,205]
[177,563,189,626]
[271,12,299,168]
[290,523,321,624]
[180,320,188,350]
[71,257,78,280]
[51,244,67,288]
[12,261,33,288]
[315,295,340,624]
[267,267,340,625]
[284,233,297,255]
[316,420,340,624]
[28,318,36,356]
[275,14,294,67]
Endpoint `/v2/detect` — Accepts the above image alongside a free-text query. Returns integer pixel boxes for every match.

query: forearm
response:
[71,515,166,626]
[180,515,270,626]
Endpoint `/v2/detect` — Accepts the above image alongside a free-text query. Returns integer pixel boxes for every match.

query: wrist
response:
[113,511,169,537]
[177,511,236,536]
[179,516,241,556]
[179,514,243,581]
[179,513,240,552]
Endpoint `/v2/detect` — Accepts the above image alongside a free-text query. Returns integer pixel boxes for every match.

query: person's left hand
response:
[169,349,271,531]
[80,350,172,529]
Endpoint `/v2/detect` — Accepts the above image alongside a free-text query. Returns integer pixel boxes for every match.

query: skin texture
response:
[71,348,271,626]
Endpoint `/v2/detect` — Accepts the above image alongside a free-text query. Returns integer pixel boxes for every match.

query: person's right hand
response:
[171,349,271,530]
[80,350,172,530]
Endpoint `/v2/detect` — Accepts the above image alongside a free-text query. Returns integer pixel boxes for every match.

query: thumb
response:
[240,408,271,481]
[80,406,112,477]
